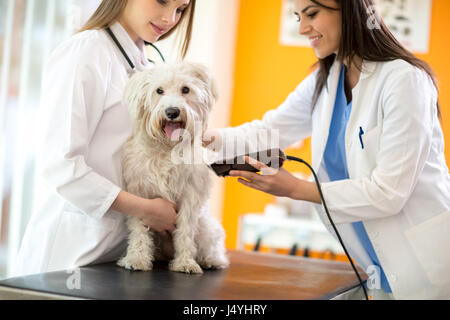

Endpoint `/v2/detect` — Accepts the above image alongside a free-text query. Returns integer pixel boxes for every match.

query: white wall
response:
[190,0,240,221]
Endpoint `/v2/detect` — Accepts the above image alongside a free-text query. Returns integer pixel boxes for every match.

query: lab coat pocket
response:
[352,125,381,177]
[404,211,450,286]
[47,211,120,271]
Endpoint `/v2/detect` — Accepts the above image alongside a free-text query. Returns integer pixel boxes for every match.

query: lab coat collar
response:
[326,58,377,87]
[109,21,150,72]
[360,60,377,80]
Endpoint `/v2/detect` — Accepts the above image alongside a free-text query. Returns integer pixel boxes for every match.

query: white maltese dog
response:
[117,62,229,274]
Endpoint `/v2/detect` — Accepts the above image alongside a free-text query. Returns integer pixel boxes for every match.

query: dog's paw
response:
[117,255,153,271]
[198,255,229,270]
[169,258,203,274]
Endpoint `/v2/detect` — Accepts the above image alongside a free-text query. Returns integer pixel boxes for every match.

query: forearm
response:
[290,179,322,204]
[213,123,283,156]
[110,190,145,218]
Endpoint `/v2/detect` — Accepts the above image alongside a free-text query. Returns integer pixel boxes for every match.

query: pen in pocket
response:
[359,127,365,149]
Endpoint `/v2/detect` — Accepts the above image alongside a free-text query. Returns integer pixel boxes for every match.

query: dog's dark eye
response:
[156,88,164,95]
[181,86,190,94]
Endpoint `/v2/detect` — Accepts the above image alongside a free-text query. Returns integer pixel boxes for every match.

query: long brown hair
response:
[310,0,441,118]
[78,0,196,58]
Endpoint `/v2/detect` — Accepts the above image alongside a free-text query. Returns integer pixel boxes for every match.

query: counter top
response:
[0,250,366,300]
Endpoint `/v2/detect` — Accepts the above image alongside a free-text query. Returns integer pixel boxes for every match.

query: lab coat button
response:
[390,274,397,282]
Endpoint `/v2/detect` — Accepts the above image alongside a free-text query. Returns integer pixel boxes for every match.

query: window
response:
[0,0,100,279]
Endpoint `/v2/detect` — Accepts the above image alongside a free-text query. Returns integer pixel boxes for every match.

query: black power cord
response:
[286,155,369,300]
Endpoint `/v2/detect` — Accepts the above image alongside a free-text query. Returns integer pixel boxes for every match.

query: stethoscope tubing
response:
[105,27,165,73]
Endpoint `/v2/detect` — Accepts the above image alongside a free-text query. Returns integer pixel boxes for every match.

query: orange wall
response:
[223,0,450,249]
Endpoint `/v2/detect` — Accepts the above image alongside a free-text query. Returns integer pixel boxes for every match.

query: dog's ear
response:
[187,63,218,104]
[123,70,153,121]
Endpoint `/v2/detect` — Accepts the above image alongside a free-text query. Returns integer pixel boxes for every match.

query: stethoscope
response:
[105,27,165,76]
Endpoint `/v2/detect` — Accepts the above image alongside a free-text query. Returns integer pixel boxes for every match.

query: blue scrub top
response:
[323,65,392,293]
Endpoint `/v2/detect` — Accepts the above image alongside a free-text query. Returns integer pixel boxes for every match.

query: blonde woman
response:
[14,0,195,276]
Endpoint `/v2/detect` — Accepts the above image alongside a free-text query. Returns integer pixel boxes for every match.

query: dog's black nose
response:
[165,107,181,120]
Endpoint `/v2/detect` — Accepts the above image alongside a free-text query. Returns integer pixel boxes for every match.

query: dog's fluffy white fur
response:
[117,62,229,274]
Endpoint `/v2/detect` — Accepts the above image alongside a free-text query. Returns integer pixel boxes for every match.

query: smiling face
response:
[119,0,190,43]
[293,0,341,59]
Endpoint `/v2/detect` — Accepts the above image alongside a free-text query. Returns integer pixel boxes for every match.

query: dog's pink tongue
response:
[164,122,183,139]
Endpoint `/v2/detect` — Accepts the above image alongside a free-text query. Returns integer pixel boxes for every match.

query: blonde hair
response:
[78,0,196,58]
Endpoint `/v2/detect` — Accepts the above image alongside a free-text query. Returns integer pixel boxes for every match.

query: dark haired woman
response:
[14,0,195,277]
[207,0,450,299]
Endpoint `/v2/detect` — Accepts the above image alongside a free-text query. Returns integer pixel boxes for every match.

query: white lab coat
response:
[13,22,151,277]
[219,59,450,299]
